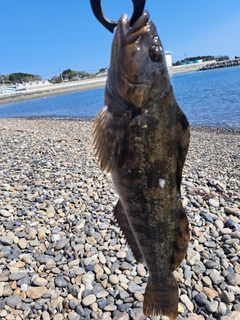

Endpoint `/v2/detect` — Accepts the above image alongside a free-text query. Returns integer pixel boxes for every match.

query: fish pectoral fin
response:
[93,106,130,173]
[143,274,178,319]
[114,200,144,263]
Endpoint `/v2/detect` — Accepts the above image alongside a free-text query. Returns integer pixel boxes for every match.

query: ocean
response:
[0,66,240,128]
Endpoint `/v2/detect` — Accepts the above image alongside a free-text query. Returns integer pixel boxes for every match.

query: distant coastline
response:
[0,61,213,105]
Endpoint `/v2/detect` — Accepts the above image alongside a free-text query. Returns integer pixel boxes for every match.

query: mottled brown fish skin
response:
[93,11,190,320]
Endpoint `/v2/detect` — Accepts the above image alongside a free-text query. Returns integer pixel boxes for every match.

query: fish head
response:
[107,10,171,112]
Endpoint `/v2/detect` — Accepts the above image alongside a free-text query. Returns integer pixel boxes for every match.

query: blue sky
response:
[1,0,240,79]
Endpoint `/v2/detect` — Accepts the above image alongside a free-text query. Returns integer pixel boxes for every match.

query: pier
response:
[198,58,240,71]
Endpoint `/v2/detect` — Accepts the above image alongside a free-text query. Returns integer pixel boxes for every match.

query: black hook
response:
[90,0,146,33]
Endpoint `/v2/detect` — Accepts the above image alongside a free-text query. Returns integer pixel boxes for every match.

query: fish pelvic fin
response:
[143,274,178,320]
[93,106,130,173]
[170,202,190,271]
[114,200,144,263]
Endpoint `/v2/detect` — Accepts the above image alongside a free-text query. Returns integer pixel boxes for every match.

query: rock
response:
[195,293,208,306]
[82,294,96,306]
[42,311,51,320]
[218,302,227,316]
[9,272,26,280]
[0,209,12,217]
[187,316,204,320]
[18,238,28,249]
[116,251,126,259]
[113,312,129,320]
[109,275,119,285]
[225,207,240,216]
[226,273,240,286]
[99,252,106,264]
[32,277,48,286]
[104,304,117,311]
[0,236,13,245]
[192,261,206,275]
[180,294,194,312]
[82,272,94,285]
[205,300,218,313]
[209,271,225,284]
[220,290,235,303]
[209,198,219,207]
[202,287,218,299]
[55,238,70,250]
[26,286,47,299]
[128,282,144,294]
[229,311,240,320]
[187,248,201,265]
[134,291,144,302]
[68,311,80,320]
[6,294,21,308]
[54,276,68,287]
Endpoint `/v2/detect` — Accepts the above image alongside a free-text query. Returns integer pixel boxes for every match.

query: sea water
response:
[0,66,239,128]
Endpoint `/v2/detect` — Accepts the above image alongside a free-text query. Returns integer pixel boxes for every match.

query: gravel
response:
[0,118,239,320]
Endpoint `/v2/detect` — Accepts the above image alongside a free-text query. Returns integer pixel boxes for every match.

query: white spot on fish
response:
[159,179,165,189]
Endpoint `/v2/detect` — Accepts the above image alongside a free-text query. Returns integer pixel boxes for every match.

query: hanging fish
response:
[93,9,190,320]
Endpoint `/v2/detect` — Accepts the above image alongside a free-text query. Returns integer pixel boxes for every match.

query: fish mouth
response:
[119,10,150,43]
[118,11,151,86]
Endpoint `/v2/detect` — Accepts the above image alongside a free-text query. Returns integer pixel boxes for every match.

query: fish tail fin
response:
[143,274,178,320]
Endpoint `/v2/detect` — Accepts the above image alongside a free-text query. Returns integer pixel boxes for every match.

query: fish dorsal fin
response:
[114,200,144,263]
[93,106,130,173]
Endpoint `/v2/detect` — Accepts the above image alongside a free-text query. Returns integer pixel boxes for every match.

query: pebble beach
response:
[0,118,239,320]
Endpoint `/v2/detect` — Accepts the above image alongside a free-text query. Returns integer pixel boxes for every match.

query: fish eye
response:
[149,46,163,62]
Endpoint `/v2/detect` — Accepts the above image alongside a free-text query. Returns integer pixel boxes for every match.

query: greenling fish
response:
[93,10,190,320]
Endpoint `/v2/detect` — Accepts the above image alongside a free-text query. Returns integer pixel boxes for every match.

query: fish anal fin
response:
[114,200,143,263]
[171,202,190,271]
[143,274,178,320]
[93,106,130,173]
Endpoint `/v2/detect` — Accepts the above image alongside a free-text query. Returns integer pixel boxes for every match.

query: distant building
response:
[0,85,17,96]
[165,51,172,67]
[0,80,53,97]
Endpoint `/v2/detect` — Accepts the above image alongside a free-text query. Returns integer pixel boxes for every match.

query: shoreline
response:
[0,62,211,106]
[0,78,106,105]
[2,116,240,132]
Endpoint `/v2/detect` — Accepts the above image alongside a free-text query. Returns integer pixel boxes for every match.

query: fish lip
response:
[119,10,150,40]
[123,76,147,86]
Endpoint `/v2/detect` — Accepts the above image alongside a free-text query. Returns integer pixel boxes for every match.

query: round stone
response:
[82,294,96,306]
[32,277,48,286]
[109,274,119,285]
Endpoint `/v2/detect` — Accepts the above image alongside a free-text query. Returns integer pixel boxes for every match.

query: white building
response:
[165,51,172,67]
[0,85,17,96]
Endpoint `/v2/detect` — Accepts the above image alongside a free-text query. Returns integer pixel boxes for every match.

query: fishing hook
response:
[90,0,146,33]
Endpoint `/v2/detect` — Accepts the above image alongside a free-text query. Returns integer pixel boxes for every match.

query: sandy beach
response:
[0,118,239,320]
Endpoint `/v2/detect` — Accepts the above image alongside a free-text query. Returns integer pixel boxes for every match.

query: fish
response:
[93,10,190,320]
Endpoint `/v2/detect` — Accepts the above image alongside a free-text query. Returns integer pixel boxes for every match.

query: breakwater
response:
[199,58,240,71]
